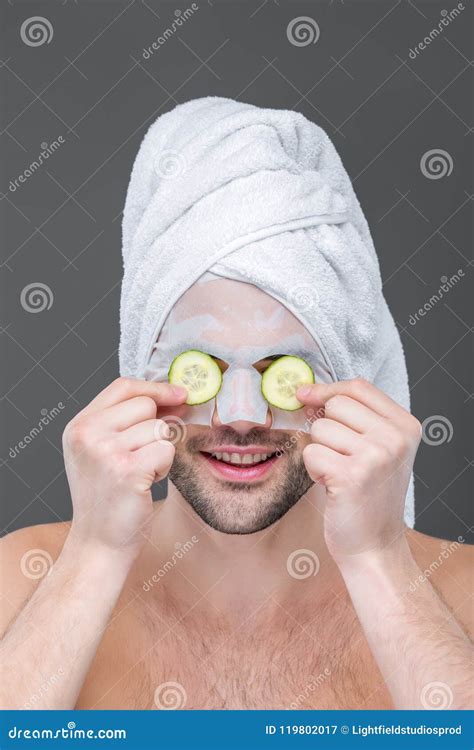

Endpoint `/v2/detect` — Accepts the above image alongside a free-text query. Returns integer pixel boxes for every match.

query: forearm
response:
[339,536,473,709]
[0,535,133,709]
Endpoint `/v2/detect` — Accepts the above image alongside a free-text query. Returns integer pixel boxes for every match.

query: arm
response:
[338,538,473,709]
[298,378,473,710]
[0,536,135,709]
[0,377,187,710]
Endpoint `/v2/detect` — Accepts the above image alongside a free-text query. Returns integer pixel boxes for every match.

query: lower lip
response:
[201,453,278,482]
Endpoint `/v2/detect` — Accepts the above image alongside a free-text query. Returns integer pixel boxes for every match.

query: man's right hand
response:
[62,377,187,557]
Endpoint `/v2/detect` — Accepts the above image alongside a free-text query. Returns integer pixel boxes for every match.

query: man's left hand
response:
[297,378,422,563]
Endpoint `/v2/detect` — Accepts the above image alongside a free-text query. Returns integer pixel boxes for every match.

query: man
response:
[1,98,472,710]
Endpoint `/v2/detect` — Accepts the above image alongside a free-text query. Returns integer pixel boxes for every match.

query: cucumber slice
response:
[261,355,314,411]
[168,350,222,405]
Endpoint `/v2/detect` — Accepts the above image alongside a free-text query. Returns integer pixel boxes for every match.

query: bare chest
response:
[77,598,392,710]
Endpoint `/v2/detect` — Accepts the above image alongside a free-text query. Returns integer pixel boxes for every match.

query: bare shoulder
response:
[0,521,71,633]
[407,528,473,636]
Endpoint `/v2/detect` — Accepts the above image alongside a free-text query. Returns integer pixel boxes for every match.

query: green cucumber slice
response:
[168,350,222,405]
[261,355,314,411]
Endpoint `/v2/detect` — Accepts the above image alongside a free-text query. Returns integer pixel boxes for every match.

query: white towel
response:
[120,96,415,527]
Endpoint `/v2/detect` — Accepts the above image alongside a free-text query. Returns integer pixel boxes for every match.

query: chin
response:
[197,501,287,536]
[169,445,313,536]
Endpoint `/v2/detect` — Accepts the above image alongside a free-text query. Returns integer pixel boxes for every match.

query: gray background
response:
[1,0,472,542]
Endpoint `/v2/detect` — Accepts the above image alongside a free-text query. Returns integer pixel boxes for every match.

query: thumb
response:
[303,443,344,490]
[297,381,350,406]
[135,440,176,484]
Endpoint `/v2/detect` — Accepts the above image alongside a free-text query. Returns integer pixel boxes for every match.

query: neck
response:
[135,483,344,621]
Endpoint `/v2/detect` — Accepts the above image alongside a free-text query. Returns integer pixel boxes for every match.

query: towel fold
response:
[120,96,415,527]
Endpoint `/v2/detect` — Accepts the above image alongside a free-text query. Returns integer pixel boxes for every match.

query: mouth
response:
[199,446,280,483]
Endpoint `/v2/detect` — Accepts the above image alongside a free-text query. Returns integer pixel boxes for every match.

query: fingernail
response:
[297,385,312,397]
[171,385,187,397]
[157,421,171,439]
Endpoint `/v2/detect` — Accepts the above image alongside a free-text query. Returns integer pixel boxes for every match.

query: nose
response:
[212,366,271,430]
[211,405,273,433]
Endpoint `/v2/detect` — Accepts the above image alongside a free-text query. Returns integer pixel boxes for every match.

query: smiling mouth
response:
[199,448,280,483]
[204,450,277,465]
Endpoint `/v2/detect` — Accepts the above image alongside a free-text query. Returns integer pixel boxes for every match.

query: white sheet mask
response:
[144,273,334,432]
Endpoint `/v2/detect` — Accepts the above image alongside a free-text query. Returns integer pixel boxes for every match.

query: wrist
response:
[61,531,137,581]
[336,538,418,610]
[335,534,414,580]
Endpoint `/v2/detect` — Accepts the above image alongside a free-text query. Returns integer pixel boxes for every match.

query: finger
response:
[303,443,345,485]
[323,395,383,435]
[119,419,170,451]
[99,396,158,431]
[134,440,175,482]
[297,378,402,420]
[81,377,187,416]
[311,418,360,455]
[156,402,189,421]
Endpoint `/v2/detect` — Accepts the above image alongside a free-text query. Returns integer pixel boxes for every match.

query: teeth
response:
[210,452,274,465]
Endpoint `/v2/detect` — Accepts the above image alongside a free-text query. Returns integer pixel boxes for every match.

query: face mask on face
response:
[144,274,335,432]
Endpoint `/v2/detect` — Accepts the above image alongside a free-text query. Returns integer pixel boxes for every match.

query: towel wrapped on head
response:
[120,96,415,527]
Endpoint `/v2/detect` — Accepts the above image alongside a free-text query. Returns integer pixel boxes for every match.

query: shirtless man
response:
[1,96,472,711]
[0,277,472,711]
